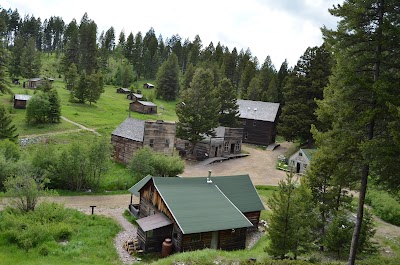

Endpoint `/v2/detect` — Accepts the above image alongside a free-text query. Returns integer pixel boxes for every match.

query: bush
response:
[366,189,400,226]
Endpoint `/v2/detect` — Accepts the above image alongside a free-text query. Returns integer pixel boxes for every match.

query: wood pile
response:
[124,238,143,255]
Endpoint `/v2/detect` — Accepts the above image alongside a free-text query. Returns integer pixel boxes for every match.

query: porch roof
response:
[136,213,173,232]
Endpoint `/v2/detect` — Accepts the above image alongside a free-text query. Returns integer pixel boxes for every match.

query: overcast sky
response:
[3,0,343,68]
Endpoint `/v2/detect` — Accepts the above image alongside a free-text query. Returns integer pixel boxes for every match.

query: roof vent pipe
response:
[207,170,212,184]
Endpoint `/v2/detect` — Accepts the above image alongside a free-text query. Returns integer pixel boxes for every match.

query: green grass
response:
[0,203,122,265]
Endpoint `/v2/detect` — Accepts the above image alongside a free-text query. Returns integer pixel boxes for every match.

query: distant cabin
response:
[27,78,44,89]
[116,87,131,94]
[176,126,243,160]
[127,92,143,101]
[143,83,154,89]
[237,100,280,146]
[111,117,176,164]
[13,94,32,109]
[128,174,265,253]
[288,148,317,174]
[129,101,157,114]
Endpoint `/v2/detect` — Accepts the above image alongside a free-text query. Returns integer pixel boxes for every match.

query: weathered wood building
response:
[127,92,143,101]
[176,127,243,160]
[27,78,43,88]
[116,87,131,94]
[143,83,154,89]
[237,99,280,146]
[111,117,176,164]
[13,94,32,109]
[129,101,157,114]
[288,148,317,174]
[128,174,264,253]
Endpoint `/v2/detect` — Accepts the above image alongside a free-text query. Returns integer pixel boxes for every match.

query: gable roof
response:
[132,93,143,99]
[118,87,130,92]
[14,94,32,101]
[112,117,145,142]
[28,77,42,82]
[129,175,264,234]
[137,101,157,107]
[237,99,280,122]
[301,148,317,161]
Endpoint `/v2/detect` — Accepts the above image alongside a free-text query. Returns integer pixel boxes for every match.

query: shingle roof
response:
[237,99,280,122]
[112,117,145,142]
[138,101,157,107]
[119,87,130,92]
[129,175,264,234]
[14,94,32,101]
[132,93,143,99]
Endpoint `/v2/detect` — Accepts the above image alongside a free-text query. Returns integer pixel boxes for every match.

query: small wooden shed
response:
[116,87,131,94]
[128,174,264,253]
[129,101,157,114]
[127,93,143,101]
[288,148,317,174]
[143,83,154,89]
[13,94,32,109]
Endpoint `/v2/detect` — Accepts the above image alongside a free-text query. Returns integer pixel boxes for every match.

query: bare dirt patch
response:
[181,142,293,185]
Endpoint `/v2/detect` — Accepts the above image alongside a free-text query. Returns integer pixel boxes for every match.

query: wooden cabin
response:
[127,92,143,101]
[116,87,131,94]
[143,83,154,89]
[129,101,157,114]
[27,78,43,89]
[13,94,32,109]
[128,174,264,253]
[237,100,280,146]
[111,117,176,164]
[288,148,317,174]
[176,127,243,160]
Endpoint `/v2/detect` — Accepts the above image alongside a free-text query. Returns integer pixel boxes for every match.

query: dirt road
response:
[182,142,292,185]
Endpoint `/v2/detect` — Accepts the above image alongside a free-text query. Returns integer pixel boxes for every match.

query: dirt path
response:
[60,116,101,136]
[182,142,292,185]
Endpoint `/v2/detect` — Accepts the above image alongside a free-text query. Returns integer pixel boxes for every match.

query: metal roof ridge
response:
[214,184,253,227]
[153,178,186,234]
[246,175,266,211]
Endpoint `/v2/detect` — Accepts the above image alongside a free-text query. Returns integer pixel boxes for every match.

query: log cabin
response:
[27,78,44,88]
[129,100,157,114]
[111,117,176,164]
[237,100,280,146]
[176,126,243,160]
[128,174,265,253]
[127,92,143,101]
[116,87,131,94]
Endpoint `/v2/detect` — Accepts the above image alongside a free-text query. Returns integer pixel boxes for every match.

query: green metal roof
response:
[154,177,253,234]
[301,149,317,161]
[128,175,152,196]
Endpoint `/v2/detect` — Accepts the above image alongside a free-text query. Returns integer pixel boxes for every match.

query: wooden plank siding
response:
[137,225,173,252]
[241,118,277,146]
[244,211,260,232]
[218,228,247,250]
[181,232,212,251]
[143,121,176,156]
[111,135,143,164]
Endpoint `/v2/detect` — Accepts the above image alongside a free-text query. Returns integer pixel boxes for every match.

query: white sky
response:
[2,0,342,68]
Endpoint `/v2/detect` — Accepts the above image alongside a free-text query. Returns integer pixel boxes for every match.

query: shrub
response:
[366,189,400,226]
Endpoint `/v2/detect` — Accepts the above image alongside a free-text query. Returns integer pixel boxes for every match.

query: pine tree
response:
[47,89,61,123]
[0,105,18,142]
[64,63,79,91]
[316,1,400,264]
[182,63,195,90]
[278,45,331,145]
[246,76,262,100]
[156,53,180,100]
[176,68,220,155]
[0,20,8,93]
[216,78,240,127]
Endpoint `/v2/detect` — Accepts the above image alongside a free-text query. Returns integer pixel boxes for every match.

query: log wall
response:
[111,135,143,164]
[143,121,176,156]
[241,118,277,146]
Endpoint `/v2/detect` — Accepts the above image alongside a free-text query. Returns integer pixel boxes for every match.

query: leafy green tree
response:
[216,78,240,127]
[26,92,50,124]
[156,53,180,100]
[278,45,331,145]
[176,68,220,155]
[87,137,111,191]
[64,63,79,91]
[317,1,400,264]
[130,147,184,178]
[0,105,18,142]
[0,139,20,161]
[324,211,354,259]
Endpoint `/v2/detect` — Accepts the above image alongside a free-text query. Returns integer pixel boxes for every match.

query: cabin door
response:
[296,162,301,173]
[210,231,219,249]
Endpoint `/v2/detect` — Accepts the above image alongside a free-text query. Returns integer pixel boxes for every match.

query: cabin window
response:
[224,141,229,152]
[299,152,302,157]
[253,120,256,126]
[147,230,154,238]
[165,139,170,147]
[190,233,201,242]
[235,141,241,151]
[149,139,154,148]
[244,132,248,140]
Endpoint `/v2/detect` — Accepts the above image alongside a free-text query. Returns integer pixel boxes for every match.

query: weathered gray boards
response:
[13,94,32,109]
[129,101,157,114]
[111,118,176,164]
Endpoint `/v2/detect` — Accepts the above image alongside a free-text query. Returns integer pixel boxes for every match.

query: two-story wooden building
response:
[237,100,280,146]
[128,174,264,253]
[176,127,243,160]
[111,117,176,164]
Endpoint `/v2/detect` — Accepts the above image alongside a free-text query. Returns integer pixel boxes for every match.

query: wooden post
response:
[90,206,96,215]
